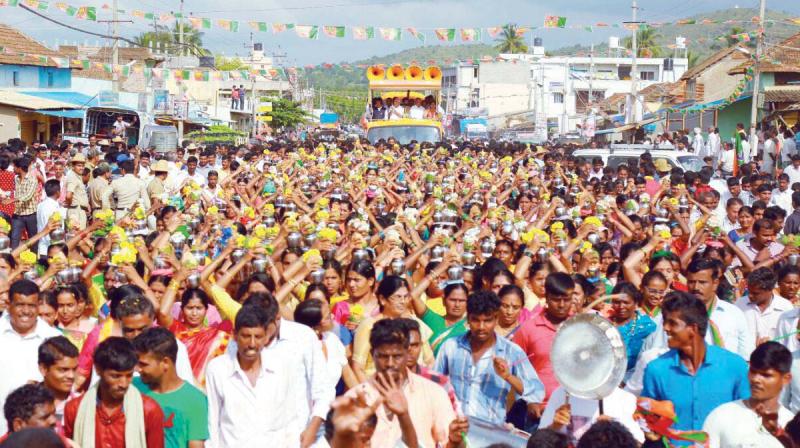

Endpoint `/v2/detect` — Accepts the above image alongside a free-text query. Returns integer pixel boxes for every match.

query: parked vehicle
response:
[140,124,179,153]
[572,145,705,172]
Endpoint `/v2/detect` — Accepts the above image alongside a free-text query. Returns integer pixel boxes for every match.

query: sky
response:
[4,0,800,65]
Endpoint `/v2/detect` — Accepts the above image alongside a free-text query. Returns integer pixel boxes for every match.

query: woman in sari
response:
[610,282,656,377]
[351,275,433,383]
[158,268,232,389]
[496,284,533,339]
[410,253,469,356]
[54,285,97,351]
[332,260,379,331]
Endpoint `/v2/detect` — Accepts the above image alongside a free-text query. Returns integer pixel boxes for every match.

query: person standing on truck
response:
[112,115,136,139]
[64,154,89,229]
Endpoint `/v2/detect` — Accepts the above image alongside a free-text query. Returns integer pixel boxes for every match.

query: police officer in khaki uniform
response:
[102,156,150,219]
[88,163,112,212]
[64,154,90,229]
[147,160,169,206]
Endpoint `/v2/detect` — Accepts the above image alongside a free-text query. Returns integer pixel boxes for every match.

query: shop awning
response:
[34,109,85,118]
[20,91,97,107]
[764,86,800,103]
[0,90,82,110]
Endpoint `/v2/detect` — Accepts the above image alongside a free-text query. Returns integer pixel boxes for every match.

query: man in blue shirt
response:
[434,290,544,426]
[641,291,749,443]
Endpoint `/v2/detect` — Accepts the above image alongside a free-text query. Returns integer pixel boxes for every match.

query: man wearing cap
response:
[102,158,150,219]
[147,160,170,207]
[653,159,671,179]
[64,154,89,229]
[97,139,111,152]
[87,163,111,212]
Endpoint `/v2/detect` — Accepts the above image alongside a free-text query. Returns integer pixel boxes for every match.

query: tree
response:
[171,22,208,56]
[494,24,528,54]
[262,97,310,129]
[623,26,663,57]
[687,50,701,68]
[133,22,208,56]
[215,57,249,71]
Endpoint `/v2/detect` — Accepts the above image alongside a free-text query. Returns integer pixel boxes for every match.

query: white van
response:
[572,145,705,173]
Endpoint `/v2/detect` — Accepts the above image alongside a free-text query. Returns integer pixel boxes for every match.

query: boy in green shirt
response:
[132,327,209,448]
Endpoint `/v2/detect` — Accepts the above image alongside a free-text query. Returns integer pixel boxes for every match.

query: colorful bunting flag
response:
[323,26,345,38]
[249,21,268,32]
[515,27,529,36]
[75,6,95,20]
[158,13,173,23]
[272,23,289,33]
[378,27,401,41]
[434,28,455,41]
[406,27,425,42]
[676,19,696,25]
[352,26,374,40]
[295,25,319,39]
[460,28,481,42]
[0,0,20,6]
[544,16,567,28]
[486,27,502,38]
[217,19,238,32]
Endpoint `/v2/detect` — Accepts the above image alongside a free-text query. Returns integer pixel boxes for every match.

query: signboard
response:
[98,90,119,107]
[258,105,273,113]
[257,116,273,122]
[173,100,189,120]
[153,90,170,114]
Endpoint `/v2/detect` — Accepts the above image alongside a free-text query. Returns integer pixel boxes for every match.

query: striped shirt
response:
[434,332,545,424]
[14,173,38,215]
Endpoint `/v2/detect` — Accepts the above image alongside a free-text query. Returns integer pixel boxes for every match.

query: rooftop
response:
[0,22,73,68]
[729,31,800,74]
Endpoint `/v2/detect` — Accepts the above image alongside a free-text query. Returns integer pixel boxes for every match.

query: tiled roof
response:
[729,32,800,74]
[0,22,65,68]
[764,85,800,103]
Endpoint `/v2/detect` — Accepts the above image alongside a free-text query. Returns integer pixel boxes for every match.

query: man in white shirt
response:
[735,268,793,347]
[718,142,736,176]
[704,342,793,448]
[733,218,787,267]
[36,179,65,257]
[644,259,754,359]
[112,115,136,138]
[771,173,793,215]
[721,197,743,234]
[388,97,404,121]
[408,98,425,120]
[540,386,644,444]
[185,156,207,187]
[785,155,800,188]
[0,280,62,434]
[707,127,721,168]
[207,303,302,447]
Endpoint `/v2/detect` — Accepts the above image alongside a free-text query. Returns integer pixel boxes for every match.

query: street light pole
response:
[111,0,119,92]
[629,0,639,126]
[749,0,766,146]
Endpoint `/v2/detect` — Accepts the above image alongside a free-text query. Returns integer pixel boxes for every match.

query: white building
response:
[442,39,688,136]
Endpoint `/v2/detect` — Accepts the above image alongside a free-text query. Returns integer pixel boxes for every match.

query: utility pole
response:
[749,0,767,146]
[98,0,131,92]
[628,0,639,126]
[178,0,184,58]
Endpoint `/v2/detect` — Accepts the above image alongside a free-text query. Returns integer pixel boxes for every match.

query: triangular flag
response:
[406,27,425,42]
[460,28,481,42]
[131,10,144,18]
[352,26,374,40]
[434,28,455,41]
[544,16,567,28]
[295,25,318,39]
[0,0,20,6]
[65,5,76,15]
[486,27,502,38]
[378,27,401,41]
[188,17,203,30]
[272,23,288,33]
[323,26,345,38]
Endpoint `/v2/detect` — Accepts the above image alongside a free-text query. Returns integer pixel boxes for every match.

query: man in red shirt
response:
[64,337,164,448]
[513,272,575,414]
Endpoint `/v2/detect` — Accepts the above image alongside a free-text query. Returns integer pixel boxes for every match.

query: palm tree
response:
[687,50,701,68]
[495,24,528,54]
[623,26,663,57]
[134,25,172,52]
[171,22,207,56]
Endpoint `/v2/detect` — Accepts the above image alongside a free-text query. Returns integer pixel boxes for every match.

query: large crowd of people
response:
[0,125,800,448]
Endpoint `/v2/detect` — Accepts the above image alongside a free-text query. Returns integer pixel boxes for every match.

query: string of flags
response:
[3,0,800,42]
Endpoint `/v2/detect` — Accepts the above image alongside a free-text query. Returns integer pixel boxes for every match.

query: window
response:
[12,71,20,87]
[473,67,479,78]
[552,93,564,104]
[640,71,655,81]
[47,71,54,87]
[618,65,632,80]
